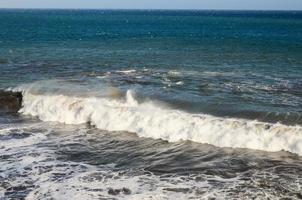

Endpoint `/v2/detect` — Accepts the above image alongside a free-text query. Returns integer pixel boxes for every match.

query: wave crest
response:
[18,88,302,155]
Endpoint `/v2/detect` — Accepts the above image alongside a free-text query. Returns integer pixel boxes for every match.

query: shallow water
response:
[1,10,302,199]
[1,114,302,199]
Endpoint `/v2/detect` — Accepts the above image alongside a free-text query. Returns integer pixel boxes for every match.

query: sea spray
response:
[17,88,302,155]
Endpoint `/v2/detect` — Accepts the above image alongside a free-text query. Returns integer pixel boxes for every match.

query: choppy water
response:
[1,9,302,199]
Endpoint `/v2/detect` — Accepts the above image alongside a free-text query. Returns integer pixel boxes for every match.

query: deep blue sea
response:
[1,9,302,199]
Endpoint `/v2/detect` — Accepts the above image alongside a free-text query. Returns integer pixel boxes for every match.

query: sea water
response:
[1,9,302,199]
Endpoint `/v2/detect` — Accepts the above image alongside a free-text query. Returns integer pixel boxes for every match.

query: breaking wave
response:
[14,86,302,156]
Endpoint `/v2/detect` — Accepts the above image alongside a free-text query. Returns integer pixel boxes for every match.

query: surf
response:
[12,85,302,156]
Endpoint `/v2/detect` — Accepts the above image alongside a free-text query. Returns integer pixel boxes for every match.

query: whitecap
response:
[16,86,302,156]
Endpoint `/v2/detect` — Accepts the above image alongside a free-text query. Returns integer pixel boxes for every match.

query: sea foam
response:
[18,88,302,155]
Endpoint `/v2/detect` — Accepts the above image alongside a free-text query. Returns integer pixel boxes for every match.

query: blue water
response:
[1,10,302,199]
[1,9,302,124]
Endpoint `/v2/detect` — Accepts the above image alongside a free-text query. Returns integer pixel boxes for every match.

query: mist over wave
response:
[13,82,302,156]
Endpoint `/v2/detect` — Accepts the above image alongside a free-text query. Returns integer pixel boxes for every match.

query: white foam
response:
[0,123,219,200]
[116,69,137,74]
[175,81,184,85]
[0,125,48,149]
[18,88,302,155]
[0,115,301,200]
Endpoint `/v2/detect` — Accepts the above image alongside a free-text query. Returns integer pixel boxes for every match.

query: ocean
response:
[1,9,302,199]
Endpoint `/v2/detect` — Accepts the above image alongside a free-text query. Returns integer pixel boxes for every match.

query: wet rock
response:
[107,187,131,195]
[0,90,23,112]
[122,187,131,195]
[296,193,302,199]
[108,188,121,195]
[264,124,271,130]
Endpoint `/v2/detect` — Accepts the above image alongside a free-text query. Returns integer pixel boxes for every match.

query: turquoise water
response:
[1,10,302,199]
[1,10,302,123]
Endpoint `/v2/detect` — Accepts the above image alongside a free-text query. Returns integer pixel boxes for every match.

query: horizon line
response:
[0,8,302,12]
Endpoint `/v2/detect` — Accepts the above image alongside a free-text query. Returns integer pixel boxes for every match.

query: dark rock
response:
[264,124,271,130]
[0,90,23,112]
[108,188,121,195]
[296,193,302,199]
[122,187,131,195]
